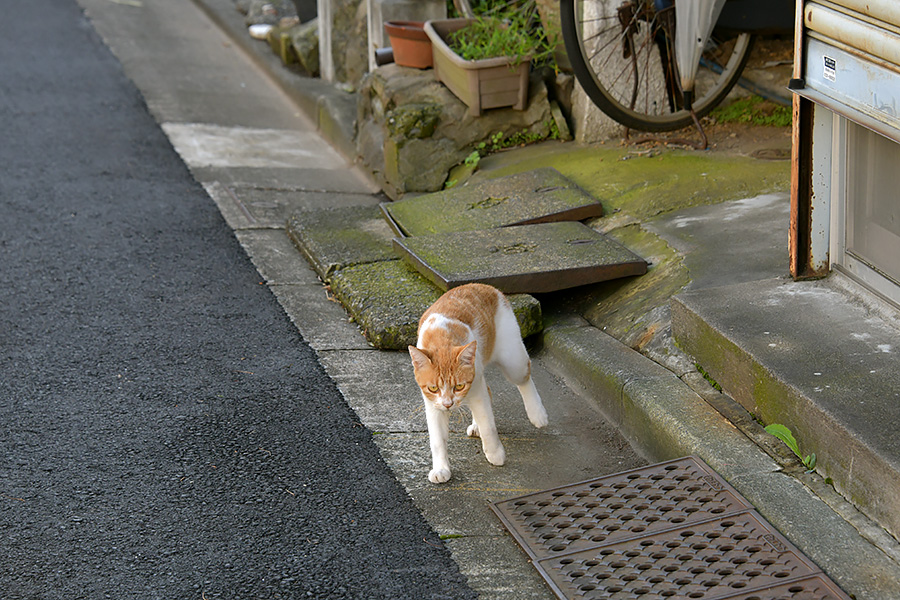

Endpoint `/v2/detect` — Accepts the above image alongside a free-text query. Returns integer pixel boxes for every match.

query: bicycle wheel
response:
[561,0,755,132]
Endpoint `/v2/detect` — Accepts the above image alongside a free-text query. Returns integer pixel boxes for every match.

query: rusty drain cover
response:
[491,456,851,600]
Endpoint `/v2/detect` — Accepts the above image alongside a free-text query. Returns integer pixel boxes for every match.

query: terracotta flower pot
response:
[424,19,531,117]
[384,21,433,69]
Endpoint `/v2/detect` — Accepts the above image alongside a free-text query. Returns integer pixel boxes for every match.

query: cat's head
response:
[408,341,477,411]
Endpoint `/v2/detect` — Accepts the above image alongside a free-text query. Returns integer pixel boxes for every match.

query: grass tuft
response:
[710,96,791,127]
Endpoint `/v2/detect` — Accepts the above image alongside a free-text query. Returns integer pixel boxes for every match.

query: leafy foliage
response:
[446,1,557,66]
[765,423,817,471]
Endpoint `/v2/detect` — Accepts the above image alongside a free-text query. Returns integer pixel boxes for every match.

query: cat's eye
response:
[454,383,466,391]
[427,385,439,393]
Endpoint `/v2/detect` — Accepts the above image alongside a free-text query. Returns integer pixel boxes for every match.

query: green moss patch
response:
[329,260,542,350]
[286,205,396,282]
[329,260,442,350]
[480,144,789,221]
[581,224,690,347]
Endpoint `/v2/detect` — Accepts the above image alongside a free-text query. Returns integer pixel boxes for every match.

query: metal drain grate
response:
[491,457,851,600]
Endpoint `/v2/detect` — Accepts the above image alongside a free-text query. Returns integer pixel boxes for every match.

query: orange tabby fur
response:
[409,283,548,484]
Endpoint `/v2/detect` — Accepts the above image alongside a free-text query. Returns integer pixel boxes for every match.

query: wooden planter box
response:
[424,18,531,117]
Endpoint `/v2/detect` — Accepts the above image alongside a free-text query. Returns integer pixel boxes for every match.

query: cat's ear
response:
[408,346,432,371]
[456,341,477,368]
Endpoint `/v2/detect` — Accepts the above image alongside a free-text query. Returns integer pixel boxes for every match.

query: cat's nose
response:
[442,398,454,408]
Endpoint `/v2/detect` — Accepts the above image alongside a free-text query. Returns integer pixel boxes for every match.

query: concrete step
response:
[672,276,900,541]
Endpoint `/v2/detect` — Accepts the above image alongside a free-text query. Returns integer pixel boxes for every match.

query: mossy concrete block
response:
[266,27,296,66]
[288,18,319,75]
[382,167,602,236]
[672,278,900,541]
[329,260,542,350]
[541,324,775,474]
[329,260,440,349]
[510,294,543,341]
[286,205,395,282]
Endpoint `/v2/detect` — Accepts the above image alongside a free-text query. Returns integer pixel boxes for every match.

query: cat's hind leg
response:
[516,373,548,429]
[493,307,549,429]
[467,380,505,466]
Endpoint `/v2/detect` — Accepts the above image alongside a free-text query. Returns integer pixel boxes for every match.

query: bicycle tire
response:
[561,0,755,132]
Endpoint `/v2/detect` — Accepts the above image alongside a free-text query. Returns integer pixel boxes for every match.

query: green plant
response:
[447,1,557,67]
[447,0,493,18]
[765,423,817,471]
[695,364,722,392]
[458,125,557,182]
[710,95,792,127]
[463,150,481,168]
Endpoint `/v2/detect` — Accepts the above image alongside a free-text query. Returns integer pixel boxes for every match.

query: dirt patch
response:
[622,119,791,159]
[613,36,794,160]
[696,120,791,158]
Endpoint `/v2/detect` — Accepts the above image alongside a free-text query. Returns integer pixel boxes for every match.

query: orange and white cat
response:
[408,283,548,484]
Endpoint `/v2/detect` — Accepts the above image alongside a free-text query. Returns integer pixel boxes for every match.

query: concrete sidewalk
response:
[81,0,900,597]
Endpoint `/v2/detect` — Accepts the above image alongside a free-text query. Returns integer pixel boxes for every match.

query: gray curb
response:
[542,322,899,599]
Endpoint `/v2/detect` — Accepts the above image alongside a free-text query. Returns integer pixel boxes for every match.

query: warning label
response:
[824,56,836,82]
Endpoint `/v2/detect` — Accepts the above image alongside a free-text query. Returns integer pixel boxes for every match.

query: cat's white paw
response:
[485,445,506,466]
[429,468,452,484]
[528,406,549,428]
[466,423,480,438]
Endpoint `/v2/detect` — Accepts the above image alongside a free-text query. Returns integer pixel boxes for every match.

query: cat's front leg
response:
[424,400,452,483]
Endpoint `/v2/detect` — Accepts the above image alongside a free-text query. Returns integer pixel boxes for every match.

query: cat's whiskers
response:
[405,400,470,430]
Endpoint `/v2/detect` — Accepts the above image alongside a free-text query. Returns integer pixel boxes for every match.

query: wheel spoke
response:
[563,0,754,131]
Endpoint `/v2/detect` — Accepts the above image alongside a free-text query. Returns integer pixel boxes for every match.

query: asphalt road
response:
[0,2,475,598]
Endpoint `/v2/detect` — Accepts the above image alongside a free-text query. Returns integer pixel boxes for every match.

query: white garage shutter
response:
[796,0,900,141]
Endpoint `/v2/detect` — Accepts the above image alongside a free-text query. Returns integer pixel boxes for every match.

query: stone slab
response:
[162,122,346,170]
[235,229,322,286]
[672,277,900,541]
[381,167,603,237]
[393,221,647,294]
[268,284,373,351]
[645,192,791,290]
[205,181,379,230]
[286,205,397,282]
[328,260,542,350]
[190,165,375,194]
[316,349,428,433]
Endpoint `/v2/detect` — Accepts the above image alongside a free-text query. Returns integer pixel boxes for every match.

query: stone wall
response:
[357,65,559,198]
